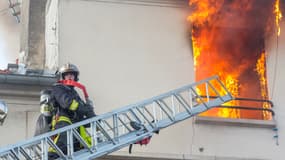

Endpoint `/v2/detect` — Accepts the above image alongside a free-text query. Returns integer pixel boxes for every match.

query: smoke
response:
[0,1,20,69]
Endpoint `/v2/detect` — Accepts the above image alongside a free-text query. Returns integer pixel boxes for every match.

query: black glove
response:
[85,104,96,118]
[77,104,96,118]
[85,98,96,118]
[76,104,95,128]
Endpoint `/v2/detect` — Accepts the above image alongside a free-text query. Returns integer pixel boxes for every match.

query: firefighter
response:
[34,89,55,136]
[48,63,95,159]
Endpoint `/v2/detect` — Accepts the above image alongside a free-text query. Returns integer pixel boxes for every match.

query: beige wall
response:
[57,0,195,158]
[0,84,41,147]
[57,1,194,114]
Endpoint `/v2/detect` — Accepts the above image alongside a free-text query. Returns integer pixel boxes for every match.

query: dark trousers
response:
[48,121,81,159]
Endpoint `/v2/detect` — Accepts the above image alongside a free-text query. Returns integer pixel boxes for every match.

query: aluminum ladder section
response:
[0,75,233,160]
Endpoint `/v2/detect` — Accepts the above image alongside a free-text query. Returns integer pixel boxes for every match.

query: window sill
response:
[195,116,276,128]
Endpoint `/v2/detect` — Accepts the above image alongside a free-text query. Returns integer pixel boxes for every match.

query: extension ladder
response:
[0,75,233,160]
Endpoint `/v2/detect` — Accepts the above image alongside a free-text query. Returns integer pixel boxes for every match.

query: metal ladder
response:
[0,75,233,160]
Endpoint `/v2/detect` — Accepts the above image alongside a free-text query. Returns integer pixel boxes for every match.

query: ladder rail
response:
[0,75,233,160]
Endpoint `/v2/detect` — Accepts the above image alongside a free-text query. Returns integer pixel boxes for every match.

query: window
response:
[188,0,278,120]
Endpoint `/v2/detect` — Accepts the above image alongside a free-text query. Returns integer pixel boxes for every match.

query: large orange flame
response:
[189,0,275,120]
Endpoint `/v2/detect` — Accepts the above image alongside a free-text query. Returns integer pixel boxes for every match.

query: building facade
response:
[1,0,285,159]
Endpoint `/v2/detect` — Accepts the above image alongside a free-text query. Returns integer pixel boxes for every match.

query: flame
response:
[219,75,240,118]
[274,0,283,36]
[255,52,271,120]
[189,0,274,120]
[199,74,240,118]
[192,35,200,70]
[187,0,224,26]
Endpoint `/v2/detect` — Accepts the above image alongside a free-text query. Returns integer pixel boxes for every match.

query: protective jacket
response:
[51,83,87,123]
[48,83,95,158]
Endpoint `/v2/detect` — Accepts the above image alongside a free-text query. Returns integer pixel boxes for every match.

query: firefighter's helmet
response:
[59,63,79,81]
[40,89,54,117]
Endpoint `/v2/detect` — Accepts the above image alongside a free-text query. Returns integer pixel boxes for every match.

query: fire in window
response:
[188,0,283,120]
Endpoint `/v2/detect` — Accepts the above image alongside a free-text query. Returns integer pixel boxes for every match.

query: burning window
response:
[188,0,283,120]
